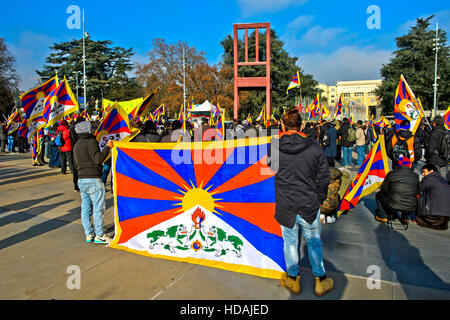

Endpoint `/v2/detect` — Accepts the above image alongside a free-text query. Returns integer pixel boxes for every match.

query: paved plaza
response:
[0,153,449,300]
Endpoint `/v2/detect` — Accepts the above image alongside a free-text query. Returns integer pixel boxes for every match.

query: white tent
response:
[191,100,215,113]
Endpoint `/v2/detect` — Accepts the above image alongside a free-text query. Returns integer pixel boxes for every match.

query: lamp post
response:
[432,22,440,119]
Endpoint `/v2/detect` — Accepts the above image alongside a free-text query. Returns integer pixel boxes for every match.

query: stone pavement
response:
[0,152,449,300]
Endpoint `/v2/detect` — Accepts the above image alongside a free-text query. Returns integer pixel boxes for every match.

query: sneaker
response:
[320,214,326,224]
[280,273,301,295]
[86,234,95,243]
[94,234,112,244]
[326,216,336,224]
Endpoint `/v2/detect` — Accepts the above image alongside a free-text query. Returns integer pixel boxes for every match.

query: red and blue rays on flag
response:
[444,105,450,129]
[394,75,423,134]
[309,94,320,119]
[337,135,389,216]
[216,111,225,140]
[336,94,343,117]
[95,106,139,152]
[109,137,285,279]
[20,76,58,120]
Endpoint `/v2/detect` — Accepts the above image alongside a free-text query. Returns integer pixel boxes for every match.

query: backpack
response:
[55,131,65,147]
[438,130,450,160]
[347,127,356,143]
[392,134,409,163]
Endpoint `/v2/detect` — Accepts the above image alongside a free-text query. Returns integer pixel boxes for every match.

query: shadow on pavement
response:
[0,194,64,214]
[375,224,450,296]
[0,199,72,228]
[0,171,61,186]
[0,205,79,250]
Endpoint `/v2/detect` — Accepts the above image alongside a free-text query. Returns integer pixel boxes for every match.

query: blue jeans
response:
[280,211,326,278]
[78,178,106,237]
[356,145,365,166]
[7,136,14,153]
[342,146,353,167]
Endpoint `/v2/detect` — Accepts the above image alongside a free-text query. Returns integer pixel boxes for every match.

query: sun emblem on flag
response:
[173,181,223,214]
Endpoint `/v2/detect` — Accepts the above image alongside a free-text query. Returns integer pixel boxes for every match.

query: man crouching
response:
[270,107,334,297]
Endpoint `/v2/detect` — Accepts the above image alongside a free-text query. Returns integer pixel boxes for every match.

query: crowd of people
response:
[1,109,449,297]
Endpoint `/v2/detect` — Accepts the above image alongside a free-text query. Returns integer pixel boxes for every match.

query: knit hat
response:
[75,121,91,134]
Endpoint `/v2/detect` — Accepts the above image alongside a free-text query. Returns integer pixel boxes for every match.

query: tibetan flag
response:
[153,104,165,120]
[337,134,389,217]
[309,94,320,119]
[6,111,22,135]
[109,136,285,279]
[443,105,450,129]
[43,77,79,128]
[256,106,265,122]
[286,71,300,94]
[321,105,330,121]
[26,118,46,143]
[80,109,91,122]
[131,88,159,120]
[17,118,29,139]
[216,111,225,140]
[209,102,214,126]
[349,115,354,125]
[394,75,423,135]
[178,104,184,122]
[336,94,343,117]
[20,76,58,120]
[245,114,252,125]
[95,104,140,153]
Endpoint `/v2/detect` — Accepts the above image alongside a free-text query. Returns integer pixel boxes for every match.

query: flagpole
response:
[183,46,186,128]
[82,9,87,111]
[432,22,439,119]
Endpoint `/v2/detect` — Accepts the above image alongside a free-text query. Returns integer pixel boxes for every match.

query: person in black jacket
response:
[270,108,333,297]
[416,163,450,230]
[425,116,448,179]
[374,156,420,225]
[337,118,355,168]
[73,120,113,245]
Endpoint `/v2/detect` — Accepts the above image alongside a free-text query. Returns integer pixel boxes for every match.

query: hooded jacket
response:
[57,122,73,152]
[385,129,422,164]
[73,133,110,179]
[270,131,330,227]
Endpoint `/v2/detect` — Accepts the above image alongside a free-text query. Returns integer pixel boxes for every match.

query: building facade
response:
[318,80,383,121]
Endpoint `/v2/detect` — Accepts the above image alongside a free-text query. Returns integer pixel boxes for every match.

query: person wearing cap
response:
[374,156,420,224]
[73,119,114,244]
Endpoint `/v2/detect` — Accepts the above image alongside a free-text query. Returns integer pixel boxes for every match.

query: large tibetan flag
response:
[95,104,140,153]
[109,137,285,279]
[394,74,423,135]
[286,71,300,94]
[337,134,389,217]
[444,105,450,129]
[43,77,79,128]
[20,76,58,120]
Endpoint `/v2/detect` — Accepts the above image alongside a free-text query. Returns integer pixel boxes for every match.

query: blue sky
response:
[1,0,449,91]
